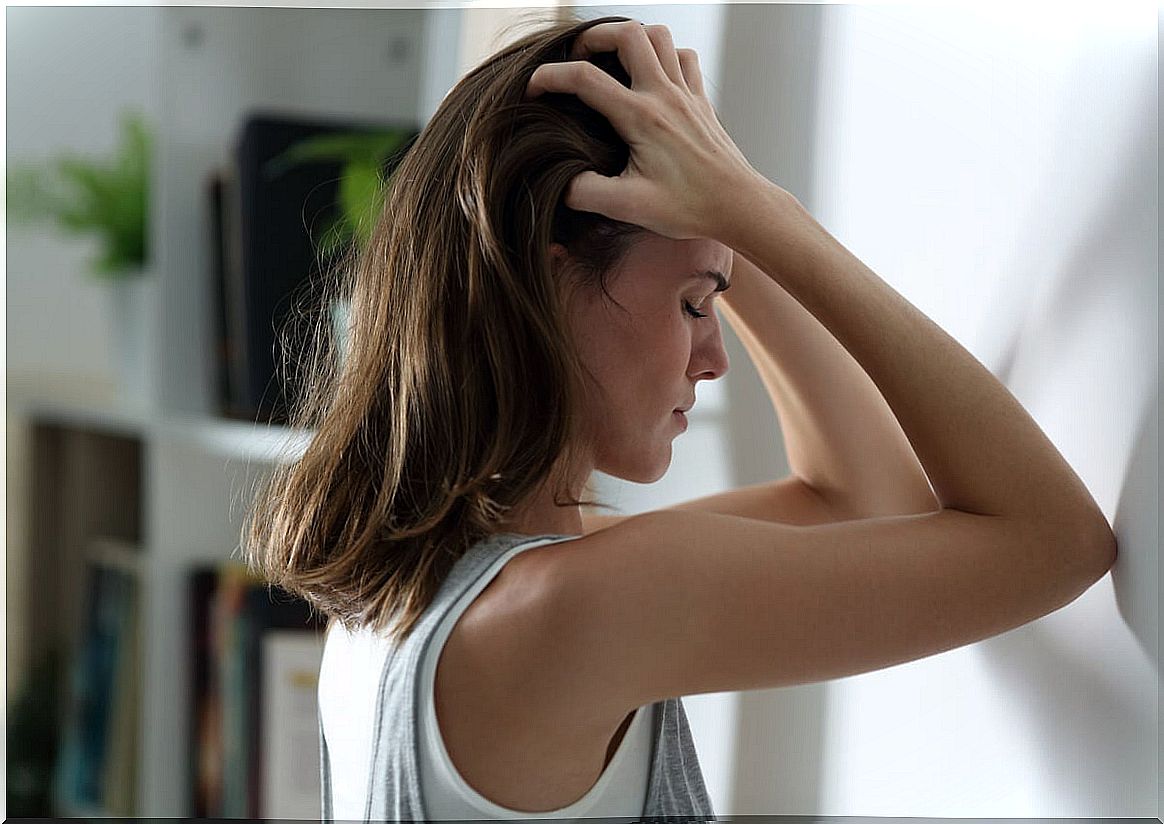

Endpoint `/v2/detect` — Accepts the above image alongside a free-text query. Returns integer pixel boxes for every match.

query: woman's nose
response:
[690,314,730,381]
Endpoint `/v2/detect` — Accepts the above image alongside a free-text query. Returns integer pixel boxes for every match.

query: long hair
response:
[241,10,648,643]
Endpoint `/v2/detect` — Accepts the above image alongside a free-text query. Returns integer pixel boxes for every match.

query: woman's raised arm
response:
[718,249,939,521]
[509,20,1116,715]
[716,182,1112,554]
[528,18,1114,556]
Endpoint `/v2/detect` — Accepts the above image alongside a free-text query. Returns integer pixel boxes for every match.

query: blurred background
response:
[5,1,1158,819]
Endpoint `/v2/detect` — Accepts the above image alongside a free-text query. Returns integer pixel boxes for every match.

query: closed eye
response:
[683,300,709,319]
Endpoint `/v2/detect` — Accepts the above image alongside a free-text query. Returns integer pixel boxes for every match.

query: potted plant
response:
[7,110,151,278]
[6,110,155,401]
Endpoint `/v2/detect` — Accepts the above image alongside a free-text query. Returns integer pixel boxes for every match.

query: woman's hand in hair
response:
[525,20,771,242]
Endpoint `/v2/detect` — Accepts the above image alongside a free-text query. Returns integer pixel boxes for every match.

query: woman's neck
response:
[494,469,588,537]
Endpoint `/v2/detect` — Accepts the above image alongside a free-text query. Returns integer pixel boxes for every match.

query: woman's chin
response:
[593,429,674,484]
[596,451,671,485]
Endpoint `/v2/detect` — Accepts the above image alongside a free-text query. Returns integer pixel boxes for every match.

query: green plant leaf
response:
[6,109,151,275]
[262,130,411,180]
[261,128,411,255]
[339,160,384,226]
[316,215,349,260]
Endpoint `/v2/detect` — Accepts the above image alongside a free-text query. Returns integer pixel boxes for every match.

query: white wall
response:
[6,6,162,387]
[712,3,1158,817]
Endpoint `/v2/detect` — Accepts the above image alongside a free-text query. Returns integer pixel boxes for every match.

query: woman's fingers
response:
[676,48,705,98]
[569,19,695,94]
[640,24,686,88]
[525,20,694,132]
[523,18,755,239]
[570,20,661,81]
[524,60,641,135]
[530,19,707,104]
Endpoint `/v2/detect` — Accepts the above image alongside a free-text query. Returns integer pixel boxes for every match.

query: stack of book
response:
[188,561,328,819]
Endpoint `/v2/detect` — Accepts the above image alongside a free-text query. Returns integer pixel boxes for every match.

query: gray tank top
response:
[318,530,716,822]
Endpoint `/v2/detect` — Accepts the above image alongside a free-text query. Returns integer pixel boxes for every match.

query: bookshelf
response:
[6,5,466,818]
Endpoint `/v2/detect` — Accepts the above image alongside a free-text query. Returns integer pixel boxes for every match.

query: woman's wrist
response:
[711,175,815,275]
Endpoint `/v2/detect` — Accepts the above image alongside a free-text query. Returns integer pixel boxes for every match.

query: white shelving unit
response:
[6,6,464,817]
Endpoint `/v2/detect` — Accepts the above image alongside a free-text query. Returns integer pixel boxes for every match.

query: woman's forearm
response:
[719,251,939,519]
[712,179,1115,563]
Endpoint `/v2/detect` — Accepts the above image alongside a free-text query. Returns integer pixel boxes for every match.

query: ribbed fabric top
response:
[317,530,716,822]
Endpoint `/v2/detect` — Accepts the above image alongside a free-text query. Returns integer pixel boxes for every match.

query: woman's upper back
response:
[316,530,715,822]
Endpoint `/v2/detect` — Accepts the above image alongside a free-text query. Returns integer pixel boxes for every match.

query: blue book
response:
[53,541,141,816]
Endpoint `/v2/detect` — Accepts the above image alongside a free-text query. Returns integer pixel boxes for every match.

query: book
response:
[260,630,326,820]
[188,566,223,817]
[100,541,142,816]
[215,562,261,818]
[241,573,326,817]
[208,171,242,421]
[52,537,143,817]
[210,110,419,425]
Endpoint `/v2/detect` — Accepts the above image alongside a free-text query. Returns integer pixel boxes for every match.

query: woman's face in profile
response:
[558,233,732,483]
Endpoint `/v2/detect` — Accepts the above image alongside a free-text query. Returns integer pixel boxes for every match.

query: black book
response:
[207,172,240,421]
[187,566,221,817]
[223,110,418,425]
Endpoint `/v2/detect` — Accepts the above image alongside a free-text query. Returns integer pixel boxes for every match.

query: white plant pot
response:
[104,269,156,406]
[331,296,353,372]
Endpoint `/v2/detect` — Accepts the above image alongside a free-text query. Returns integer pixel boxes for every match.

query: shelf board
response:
[6,372,314,462]
[6,372,155,437]
[8,372,724,466]
[159,414,313,463]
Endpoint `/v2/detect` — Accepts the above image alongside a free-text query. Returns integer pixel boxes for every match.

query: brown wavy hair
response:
[240,10,652,643]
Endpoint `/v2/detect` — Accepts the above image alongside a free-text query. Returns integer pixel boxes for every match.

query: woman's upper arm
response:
[581,476,849,535]
[533,507,1109,719]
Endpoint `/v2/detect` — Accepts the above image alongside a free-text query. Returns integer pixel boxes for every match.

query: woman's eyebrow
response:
[690,270,731,292]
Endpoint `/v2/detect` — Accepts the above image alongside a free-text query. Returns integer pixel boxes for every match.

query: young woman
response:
[243,12,1117,822]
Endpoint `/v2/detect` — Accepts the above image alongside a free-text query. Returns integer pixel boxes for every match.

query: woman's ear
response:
[549,242,572,280]
[550,242,583,313]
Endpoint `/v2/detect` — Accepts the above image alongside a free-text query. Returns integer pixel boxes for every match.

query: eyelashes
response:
[683,300,709,319]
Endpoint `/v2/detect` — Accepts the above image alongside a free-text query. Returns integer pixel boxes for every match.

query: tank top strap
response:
[363,531,580,821]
